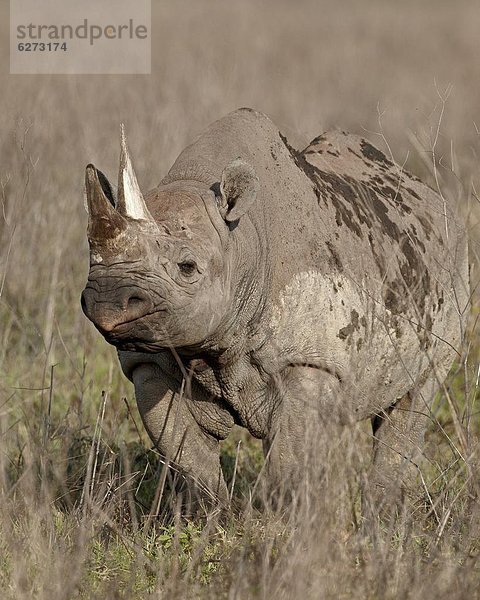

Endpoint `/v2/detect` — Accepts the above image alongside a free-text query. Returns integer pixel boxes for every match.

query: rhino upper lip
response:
[104,308,166,336]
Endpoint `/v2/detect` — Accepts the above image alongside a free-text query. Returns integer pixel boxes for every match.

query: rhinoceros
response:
[81,108,469,508]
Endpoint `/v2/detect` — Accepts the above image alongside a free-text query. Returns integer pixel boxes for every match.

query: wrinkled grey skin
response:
[82,109,469,509]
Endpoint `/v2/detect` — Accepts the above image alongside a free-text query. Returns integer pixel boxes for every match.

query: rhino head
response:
[81,126,259,352]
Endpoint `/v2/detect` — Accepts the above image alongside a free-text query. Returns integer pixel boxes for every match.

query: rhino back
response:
[268,130,469,416]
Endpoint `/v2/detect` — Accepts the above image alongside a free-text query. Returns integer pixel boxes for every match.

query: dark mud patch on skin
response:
[280,130,433,319]
[326,240,343,272]
[400,237,421,286]
[366,177,412,217]
[360,140,394,167]
[368,193,401,240]
[288,149,406,244]
[338,309,360,341]
[421,312,434,350]
[384,284,405,314]
[407,186,421,201]
[368,231,387,276]
[380,186,412,215]
[330,195,363,237]
[417,214,434,242]
[348,147,363,160]
[309,134,327,145]
[279,132,326,207]
[384,233,431,316]
[280,132,410,240]
[436,295,444,312]
[338,309,369,350]
[319,171,369,238]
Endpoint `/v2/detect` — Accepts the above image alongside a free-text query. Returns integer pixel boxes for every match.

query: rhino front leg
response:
[263,366,343,503]
[131,362,229,505]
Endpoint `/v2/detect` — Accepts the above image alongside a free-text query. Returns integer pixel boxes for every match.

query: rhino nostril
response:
[127,295,147,309]
[124,293,152,319]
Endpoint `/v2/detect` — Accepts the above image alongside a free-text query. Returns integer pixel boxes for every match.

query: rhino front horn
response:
[117,124,154,221]
[85,164,127,242]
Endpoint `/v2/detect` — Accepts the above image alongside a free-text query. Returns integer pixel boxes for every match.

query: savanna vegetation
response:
[0,1,479,597]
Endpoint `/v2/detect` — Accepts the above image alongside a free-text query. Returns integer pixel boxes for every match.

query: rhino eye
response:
[178,260,197,276]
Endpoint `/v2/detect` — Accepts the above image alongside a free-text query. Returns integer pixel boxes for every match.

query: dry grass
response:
[1,0,480,598]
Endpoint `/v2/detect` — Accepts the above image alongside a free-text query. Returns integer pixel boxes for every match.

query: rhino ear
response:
[219,159,259,223]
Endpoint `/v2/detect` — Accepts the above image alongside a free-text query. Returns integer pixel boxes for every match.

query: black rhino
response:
[81,108,469,509]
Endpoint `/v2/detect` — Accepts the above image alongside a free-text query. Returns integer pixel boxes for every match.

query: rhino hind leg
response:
[364,380,435,521]
[132,363,229,510]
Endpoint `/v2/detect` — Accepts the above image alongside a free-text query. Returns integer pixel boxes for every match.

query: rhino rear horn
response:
[85,164,127,241]
[117,124,154,221]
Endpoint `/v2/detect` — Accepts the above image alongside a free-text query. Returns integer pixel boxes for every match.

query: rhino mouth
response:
[107,331,169,353]
[105,320,142,337]
[100,308,166,340]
